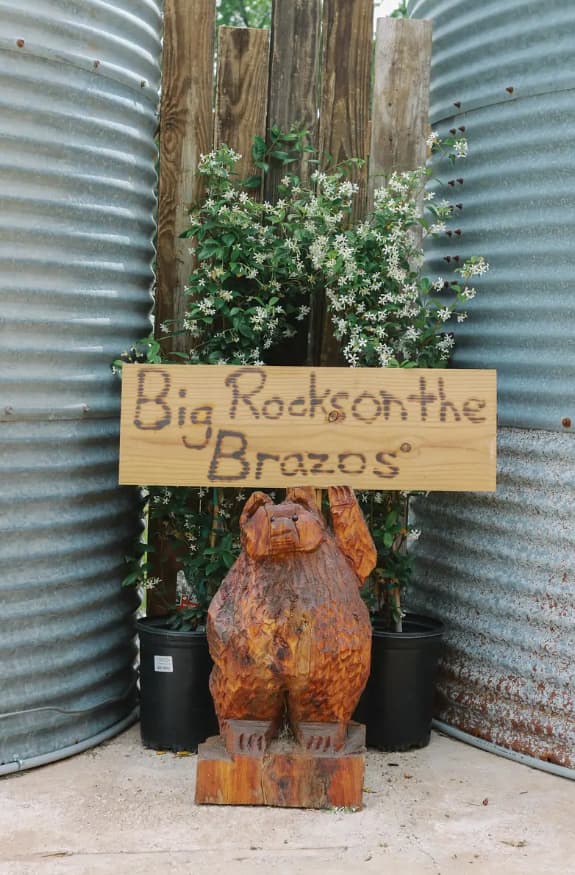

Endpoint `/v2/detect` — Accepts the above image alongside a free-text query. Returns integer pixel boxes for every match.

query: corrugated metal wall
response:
[408,0,575,769]
[0,0,161,768]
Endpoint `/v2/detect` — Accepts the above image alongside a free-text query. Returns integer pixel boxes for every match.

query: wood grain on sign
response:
[265,0,322,201]
[215,27,271,184]
[156,0,215,354]
[119,365,497,491]
[369,18,433,209]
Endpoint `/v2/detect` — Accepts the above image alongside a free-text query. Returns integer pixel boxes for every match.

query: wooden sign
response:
[119,364,496,491]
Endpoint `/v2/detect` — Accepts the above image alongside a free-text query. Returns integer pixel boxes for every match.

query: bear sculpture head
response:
[240,487,326,561]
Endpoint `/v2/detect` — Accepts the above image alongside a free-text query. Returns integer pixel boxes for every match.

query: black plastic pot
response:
[136,617,218,752]
[354,613,444,752]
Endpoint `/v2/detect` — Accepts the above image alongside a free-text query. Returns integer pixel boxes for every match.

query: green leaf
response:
[121,570,142,587]
[386,509,399,526]
[252,135,266,162]
[243,175,262,189]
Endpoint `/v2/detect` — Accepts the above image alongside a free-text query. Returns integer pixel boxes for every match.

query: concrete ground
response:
[1,725,574,875]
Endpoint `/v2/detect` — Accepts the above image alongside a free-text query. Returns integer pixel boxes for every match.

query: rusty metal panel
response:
[0,0,161,767]
[410,427,575,769]
[407,0,575,772]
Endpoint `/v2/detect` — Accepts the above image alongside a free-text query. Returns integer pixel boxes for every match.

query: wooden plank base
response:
[195,723,366,810]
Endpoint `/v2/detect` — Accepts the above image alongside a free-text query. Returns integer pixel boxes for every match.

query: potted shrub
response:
[352,490,446,751]
[124,481,242,752]
[116,127,488,753]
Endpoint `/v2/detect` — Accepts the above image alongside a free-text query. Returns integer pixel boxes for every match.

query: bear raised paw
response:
[207,485,377,752]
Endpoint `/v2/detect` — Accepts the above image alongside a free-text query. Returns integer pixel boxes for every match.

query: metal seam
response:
[430,83,575,125]
[0,679,138,722]
[0,40,159,105]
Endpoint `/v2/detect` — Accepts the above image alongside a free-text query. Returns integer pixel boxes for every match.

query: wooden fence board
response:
[156,0,215,353]
[318,0,373,221]
[369,18,433,207]
[317,0,373,366]
[215,26,271,183]
[265,0,322,200]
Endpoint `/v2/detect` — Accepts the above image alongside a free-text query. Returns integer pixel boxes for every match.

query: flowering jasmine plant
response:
[160,132,486,373]
[119,127,488,631]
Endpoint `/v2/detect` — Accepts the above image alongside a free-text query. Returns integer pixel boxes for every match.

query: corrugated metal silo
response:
[408,0,575,770]
[0,0,161,771]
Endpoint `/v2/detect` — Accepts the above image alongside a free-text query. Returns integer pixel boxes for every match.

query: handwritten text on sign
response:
[119,365,496,491]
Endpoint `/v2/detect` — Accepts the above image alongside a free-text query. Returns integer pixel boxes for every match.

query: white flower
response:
[404,326,420,341]
[437,334,455,351]
[296,304,311,321]
[429,222,447,236]
[453,138,468,159]
[426,131,440,148]
[338,180,359,198]
[459,256,489,279]
[197,299,216,316]
[437,307,452,322]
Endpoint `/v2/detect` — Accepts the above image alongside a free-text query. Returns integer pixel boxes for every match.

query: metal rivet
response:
[16,39,24,48]
[562,417,571,428]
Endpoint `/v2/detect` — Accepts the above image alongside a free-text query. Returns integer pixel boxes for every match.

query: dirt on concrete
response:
[1,726,574,875]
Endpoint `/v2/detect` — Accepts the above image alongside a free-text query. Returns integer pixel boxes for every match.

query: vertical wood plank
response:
[317,0,373,366]
[265,0,321,201]
[152,0,215,616]
[156,0,215,354]
[215,26,271,183]
[369,18,433,208]
[318,0,373,221]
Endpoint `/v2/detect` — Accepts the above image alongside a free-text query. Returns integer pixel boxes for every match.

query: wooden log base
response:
[195,722,366,810]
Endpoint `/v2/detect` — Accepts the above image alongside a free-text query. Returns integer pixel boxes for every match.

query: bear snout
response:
[269,516,300,554]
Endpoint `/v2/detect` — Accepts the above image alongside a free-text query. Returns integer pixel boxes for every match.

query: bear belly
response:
[208,546,372,726]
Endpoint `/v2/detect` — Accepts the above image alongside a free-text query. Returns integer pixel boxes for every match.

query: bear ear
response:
[286,486,322,515]
[240,491,272,528]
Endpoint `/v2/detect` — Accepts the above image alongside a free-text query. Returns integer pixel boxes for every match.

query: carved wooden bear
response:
[207,486,377,751]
